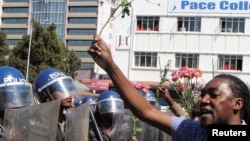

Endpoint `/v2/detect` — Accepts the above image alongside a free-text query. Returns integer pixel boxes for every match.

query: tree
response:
[8,20,81,83]
[0,31,9,66]
[66,50,81,79]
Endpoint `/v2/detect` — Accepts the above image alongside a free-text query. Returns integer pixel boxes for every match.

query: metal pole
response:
[89,107,103,141]
[26,22,33,80]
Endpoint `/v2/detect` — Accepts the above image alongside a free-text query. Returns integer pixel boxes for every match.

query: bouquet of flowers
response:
[159,63,203,117]
[168,67,202,117]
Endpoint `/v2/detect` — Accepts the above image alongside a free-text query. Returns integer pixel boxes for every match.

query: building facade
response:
[0,0,117,80]
[106,0,250,85]
[2,0,250,85]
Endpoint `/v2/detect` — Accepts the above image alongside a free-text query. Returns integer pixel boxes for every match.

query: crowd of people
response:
[0,35,249,141]
[87,35,250,140]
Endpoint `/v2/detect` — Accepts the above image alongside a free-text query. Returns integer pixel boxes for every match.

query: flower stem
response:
[98,0,134,35]
[98,6,120,35]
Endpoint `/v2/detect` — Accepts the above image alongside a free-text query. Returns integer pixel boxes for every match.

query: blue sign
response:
[168,0,250,13]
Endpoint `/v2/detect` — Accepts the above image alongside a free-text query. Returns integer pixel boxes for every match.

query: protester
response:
[89,90,132,141]
[0,66,34,140]
[88,35,249,140]
[33,68,81,141]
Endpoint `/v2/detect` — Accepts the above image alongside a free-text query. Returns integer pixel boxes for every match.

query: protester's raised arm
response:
[88,35,173,134]
[159,87,189,117]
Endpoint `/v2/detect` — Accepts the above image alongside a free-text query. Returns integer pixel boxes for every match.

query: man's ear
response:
[234,98,243,110]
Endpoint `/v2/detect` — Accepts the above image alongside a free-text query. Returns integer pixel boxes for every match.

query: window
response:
[3,28,27,35]
[67,40,92,46]
[7,39,21,45]
[2,18,28,24]
[136,16,159,31]
[79,62,94,70]
[67,29,96,35]
[75,51,91,58]
[175,53,199,68]
[68,17,97,24]
[5,0,28,2]
[134,52,157,67]
[177,17,201,32]
[3,7,28,13]
[69,6,98,13]
[220,18,244,33]
[218,55,242,71]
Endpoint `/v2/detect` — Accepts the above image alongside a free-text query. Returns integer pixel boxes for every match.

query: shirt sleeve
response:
[171,116,207,141]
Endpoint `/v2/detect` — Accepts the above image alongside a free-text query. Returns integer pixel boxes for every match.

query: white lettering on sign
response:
[168,0,250,13]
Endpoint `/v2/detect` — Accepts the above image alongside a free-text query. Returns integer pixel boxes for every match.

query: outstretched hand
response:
[88,35,114,71]
[157,87,175,105]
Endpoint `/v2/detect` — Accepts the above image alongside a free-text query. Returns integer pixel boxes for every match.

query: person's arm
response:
[161,88,189,117]
[88,35,173,134]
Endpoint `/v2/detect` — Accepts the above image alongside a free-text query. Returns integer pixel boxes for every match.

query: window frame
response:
[175,53,199,68]
[218,55,242,71]
[136,16,159,31]
[177,17,201,32]
[134,52,157,68]
[220,17,245,33]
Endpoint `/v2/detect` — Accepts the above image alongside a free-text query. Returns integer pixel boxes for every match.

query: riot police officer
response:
[89,90,132,141]
[0,66,34,139]
[33,68,81,141]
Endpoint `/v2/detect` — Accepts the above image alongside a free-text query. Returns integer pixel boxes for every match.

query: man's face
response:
[199,78,237,127]
[102,113,118,120]
[52,91,73,108]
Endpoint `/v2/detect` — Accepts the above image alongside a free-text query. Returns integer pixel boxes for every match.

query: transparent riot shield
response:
[135,118,160,141]
[157,109,172,141]
[110,109,133,141]
[64,102,89,141]
[3,100,60,141]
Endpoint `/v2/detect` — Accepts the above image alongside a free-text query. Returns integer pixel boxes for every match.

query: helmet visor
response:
[98,98,124,115]
[0,83,33,110]
[45,78,80,100]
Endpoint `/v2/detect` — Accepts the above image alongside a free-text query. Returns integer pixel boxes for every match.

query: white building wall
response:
[201,18,220,34]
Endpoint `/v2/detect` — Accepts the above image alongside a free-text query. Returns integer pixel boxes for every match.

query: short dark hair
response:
[214,74,250,121]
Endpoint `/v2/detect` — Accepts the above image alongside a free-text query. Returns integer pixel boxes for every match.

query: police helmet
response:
[138,89,156,103]
[33,68,80,102]
[74,96,96,112]
[97,90,124,115]
[0,66,34,110]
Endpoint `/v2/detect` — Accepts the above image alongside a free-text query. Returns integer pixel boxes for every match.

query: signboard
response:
[168,0,250,13]
[116,35,130,50]
[90,79,109,90]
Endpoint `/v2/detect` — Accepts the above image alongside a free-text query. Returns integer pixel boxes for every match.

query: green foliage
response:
[131,114,143,136]
[0,30,9,66]
[120,0,132,18]
[8,20,81,83]
[66,50,81,79]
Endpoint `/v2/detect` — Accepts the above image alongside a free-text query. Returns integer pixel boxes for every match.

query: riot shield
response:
[157,110,172,141]
[2,100,60,141]
[110,109,133,141]
[135,119,160,141]
[64,102,89,141]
